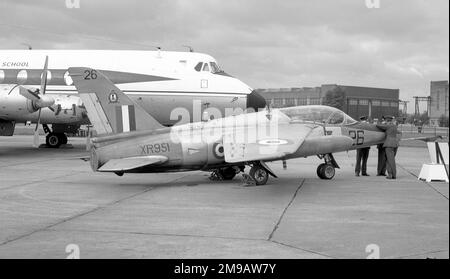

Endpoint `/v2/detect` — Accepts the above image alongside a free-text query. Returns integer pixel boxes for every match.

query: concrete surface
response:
[0,136,448,259]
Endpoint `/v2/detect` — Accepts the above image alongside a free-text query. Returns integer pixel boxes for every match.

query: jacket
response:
[376,123,399,148]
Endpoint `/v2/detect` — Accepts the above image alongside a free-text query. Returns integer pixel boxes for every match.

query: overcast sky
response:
[0,0,448,111]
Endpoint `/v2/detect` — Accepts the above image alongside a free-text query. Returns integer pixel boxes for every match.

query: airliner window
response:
[210,62,220,73]
[195,62,203,72]
[202,63,210,72]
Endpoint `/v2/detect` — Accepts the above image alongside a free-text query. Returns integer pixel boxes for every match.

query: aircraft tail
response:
[68,67,164,136]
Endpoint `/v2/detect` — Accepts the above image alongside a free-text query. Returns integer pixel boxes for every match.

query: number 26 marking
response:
[349,130,364,145]
[84,69,98,80]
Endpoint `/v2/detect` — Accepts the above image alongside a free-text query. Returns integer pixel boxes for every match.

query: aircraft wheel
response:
[58,133,68,145]
[317,163,326,179]
[319,164,335,180]
[249,165,269,185]
[219,167,237,180]
[46,133,62,148]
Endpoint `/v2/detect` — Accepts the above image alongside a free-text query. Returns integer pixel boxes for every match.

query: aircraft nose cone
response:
[246,90,266,112]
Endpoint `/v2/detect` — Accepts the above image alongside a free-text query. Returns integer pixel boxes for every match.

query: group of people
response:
[355,116,400,180]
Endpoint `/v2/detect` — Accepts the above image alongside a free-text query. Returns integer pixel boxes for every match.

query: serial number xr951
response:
[139,143,170,155]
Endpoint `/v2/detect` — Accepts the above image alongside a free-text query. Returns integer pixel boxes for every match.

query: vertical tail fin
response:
[68,67,164,136]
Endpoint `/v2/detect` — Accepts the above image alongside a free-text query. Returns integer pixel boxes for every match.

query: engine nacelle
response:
[0,85,36,115]
[0,85,88,124]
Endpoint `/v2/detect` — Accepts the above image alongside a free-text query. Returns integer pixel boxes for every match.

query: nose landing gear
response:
[316,153,339,180]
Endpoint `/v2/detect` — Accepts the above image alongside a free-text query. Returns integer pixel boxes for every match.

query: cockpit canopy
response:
[194,61,226,74]
[279,105,357,125]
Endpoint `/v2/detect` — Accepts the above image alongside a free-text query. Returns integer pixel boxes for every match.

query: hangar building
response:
[256,84,400,121]
[429,80,449,126]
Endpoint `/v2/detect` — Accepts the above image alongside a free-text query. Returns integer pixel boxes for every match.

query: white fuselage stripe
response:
[122,105,130,132]
[45,90,247,98]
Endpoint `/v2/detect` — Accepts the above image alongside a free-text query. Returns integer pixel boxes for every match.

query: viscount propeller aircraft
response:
[0,50,266,148]
[68,67,404,185]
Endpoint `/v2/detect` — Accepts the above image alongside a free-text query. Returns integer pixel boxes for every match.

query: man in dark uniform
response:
[355,116,371,177]
[376,116,387,176]
[376,116,399,179]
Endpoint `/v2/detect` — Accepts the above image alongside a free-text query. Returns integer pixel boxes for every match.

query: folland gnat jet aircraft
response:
[0,50,265,148]
[67,67,404,185]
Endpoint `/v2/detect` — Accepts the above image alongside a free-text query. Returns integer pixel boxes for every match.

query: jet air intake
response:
[246,90,267,112]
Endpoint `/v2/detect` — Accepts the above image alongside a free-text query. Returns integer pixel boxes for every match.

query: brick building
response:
[256,84,400,120]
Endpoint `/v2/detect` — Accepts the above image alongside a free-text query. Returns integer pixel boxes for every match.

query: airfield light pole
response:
[414,96,431,117]
[399,100,409,115]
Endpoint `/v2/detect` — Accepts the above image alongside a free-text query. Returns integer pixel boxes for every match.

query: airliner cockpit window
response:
[194,62,203,72]
[210,62,221,73]
[202,63,210,72]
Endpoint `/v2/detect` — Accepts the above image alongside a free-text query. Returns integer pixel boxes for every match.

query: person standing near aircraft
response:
[376,116,399,179]
[376,116,387,176]
[355,116,371,176]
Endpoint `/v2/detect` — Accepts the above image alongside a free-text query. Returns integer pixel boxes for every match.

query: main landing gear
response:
[209,166,241,181]
[42,124,68,148]
[316,153,339,180]
[210,162,276,186]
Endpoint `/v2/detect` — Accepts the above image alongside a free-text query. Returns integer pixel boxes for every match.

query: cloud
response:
[0,0,448,110]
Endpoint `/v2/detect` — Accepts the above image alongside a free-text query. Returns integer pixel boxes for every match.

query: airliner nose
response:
[246,90,267,111]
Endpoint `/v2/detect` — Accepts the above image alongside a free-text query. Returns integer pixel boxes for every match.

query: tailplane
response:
[68,67,164,136]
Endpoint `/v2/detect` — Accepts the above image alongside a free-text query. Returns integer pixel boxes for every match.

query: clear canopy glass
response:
[279,105,357,125]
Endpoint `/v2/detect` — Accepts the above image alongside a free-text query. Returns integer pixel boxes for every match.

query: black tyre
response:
[219,167,237,180]
[46,133,62,148]
[249,165,269,185]
[320,164,335,180]
[317,163,326,179]
[58,133,68,145]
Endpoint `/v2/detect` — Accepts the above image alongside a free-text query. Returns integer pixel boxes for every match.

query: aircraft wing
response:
[98,155,168,172]
[223,123,317,163]
[401,135,444,142]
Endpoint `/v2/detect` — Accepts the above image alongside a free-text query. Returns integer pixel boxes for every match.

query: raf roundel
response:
[258,139,289,146]
[109,90,119,103]
[213,142,225,159]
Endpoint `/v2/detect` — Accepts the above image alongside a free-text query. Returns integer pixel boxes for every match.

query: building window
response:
[273,98,283,107]
[310,98,321,105]
[372,100,380,106]
[349,99,358,105]
[390,102,398,108]
[437,92,440,111]
[381,101,389,107]
[285,98,296,106]
[359,99,369,105]
[297,98,308,106]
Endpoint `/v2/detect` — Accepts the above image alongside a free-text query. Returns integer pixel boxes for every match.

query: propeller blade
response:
[40,56,49,95]
[33,109,42,148]
[19,86,40,101]
[32,56,48,148]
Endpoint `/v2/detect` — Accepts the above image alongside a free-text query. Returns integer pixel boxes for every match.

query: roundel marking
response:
[109,90,119,103]
[258,139,289,146]
[213,142,224,159]
[64,71,73,86]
